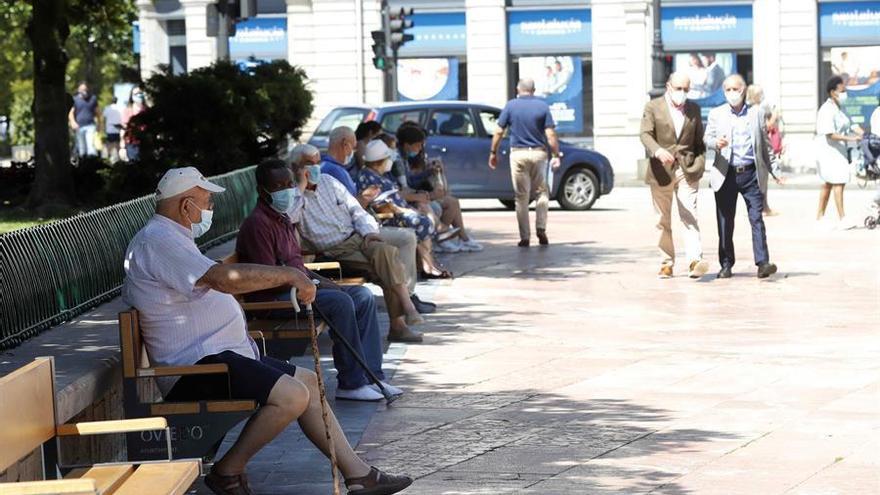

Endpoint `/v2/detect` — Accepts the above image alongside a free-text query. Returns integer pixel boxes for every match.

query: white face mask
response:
[381,158,393,174]
[187,200,214,238]
[837,91,848,103]
[669,90,687,106]
[725,88,745,107]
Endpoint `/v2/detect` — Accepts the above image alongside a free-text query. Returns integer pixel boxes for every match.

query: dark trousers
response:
[715,166,769,268]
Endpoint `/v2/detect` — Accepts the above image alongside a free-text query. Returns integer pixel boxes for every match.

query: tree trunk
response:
[26,0,74,211]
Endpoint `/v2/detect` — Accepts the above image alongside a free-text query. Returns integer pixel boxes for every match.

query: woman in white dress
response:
[815,76,863,224]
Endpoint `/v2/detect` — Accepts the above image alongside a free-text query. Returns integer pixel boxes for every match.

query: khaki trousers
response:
[378,226,417,293]
[510,149,549,240]
[322,234,408,319]
[650,167,702,266]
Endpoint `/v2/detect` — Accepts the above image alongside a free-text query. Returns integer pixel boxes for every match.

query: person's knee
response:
[267,375,310,420]
[350,286,376,310]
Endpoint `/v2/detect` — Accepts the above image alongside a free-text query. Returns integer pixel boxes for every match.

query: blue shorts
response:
[164,350,296,406]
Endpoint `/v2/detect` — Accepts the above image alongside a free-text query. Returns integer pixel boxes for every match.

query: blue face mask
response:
[407,150,419,159]
[187,201,213,238]
[267,187,295,213]
[307,165,321,185]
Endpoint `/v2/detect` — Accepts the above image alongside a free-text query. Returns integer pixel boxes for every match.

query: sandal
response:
[421,269,453,280]
[204,470,254,495]
[345,466,413,495]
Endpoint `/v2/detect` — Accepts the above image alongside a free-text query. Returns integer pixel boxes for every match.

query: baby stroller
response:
[866,190,880,230]
[856,133,880,189]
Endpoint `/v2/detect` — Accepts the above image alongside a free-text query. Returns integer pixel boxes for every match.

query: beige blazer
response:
[640,97,706,185]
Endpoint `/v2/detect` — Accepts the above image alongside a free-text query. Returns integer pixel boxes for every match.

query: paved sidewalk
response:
[198,187,879,494]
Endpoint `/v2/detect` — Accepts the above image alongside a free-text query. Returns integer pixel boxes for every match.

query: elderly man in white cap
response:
[123,167,412,495]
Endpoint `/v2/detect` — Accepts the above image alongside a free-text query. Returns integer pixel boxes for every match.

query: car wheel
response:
[558,167,598,210]
[499,199,516,210]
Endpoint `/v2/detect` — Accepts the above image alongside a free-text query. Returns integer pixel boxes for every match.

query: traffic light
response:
[371,30,388,70]
[388,8,414,51]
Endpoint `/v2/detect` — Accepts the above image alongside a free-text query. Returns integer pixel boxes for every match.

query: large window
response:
[380,110,426,133]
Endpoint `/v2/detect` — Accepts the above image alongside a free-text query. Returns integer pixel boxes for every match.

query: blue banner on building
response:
[508,9,592,54]
[819,1,880,47]
[841,81,880,129]
[518,55,583,134]
[230,17,287,63]
[398,58,459,101]
[661,5,753,51]
[398,12,466,57]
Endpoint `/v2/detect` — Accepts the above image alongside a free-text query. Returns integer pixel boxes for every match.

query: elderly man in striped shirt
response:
[288,151,425,344]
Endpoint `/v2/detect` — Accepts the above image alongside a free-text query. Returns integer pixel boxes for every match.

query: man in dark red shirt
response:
[237,159,402,402]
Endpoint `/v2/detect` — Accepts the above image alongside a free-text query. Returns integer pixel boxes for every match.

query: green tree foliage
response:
[104,60,313,201]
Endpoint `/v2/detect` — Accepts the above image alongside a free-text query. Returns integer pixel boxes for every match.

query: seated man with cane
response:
[237,158,403,402]
[123,167,412,495]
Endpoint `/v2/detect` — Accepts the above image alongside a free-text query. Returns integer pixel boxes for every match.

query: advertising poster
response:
[518,56,584,134]
[674,52,737,121]
[230,17,288,69]
[830,46,880,129]
[661,5,752,51]
[397,58,459,101]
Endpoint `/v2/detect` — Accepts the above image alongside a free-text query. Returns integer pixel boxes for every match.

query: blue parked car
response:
[308,101,614,210]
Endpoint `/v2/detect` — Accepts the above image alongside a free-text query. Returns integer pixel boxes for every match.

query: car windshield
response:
[380,110,426,134]
[314,108,368,136]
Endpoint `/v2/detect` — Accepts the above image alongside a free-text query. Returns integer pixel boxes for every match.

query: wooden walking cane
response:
[292,282,341,495]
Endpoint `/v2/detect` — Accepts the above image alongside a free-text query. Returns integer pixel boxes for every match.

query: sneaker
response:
[435,238,462,253]
[371,381,404,397]
[435,227,461,243]
[688,259,709,279]
[337,384,384,402]
[837,218,857,230]
[459,238,484,252]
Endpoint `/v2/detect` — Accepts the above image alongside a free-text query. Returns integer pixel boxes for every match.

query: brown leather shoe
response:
[388,326,423,343]
[658,265,673,279]
[204,470,253,495]
[518,239,530,247]
[346,466,413,495]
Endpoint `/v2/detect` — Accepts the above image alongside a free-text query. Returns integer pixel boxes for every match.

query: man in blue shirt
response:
[705,74,779,279]
[68,82,99,157]
[321,126,379,208]
[489,78,561,247]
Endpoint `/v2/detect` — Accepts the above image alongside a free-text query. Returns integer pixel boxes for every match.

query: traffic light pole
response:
[390,47,399,101]
[216,0,230,61]
[649,0,665,98]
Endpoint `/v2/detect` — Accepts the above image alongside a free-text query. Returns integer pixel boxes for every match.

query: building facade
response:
[136,0,880,178]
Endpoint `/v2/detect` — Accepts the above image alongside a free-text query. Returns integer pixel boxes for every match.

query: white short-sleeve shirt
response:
[122,215,256,394]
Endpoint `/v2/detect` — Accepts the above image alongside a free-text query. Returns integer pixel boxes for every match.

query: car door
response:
[475,107,513,197]
[424,107,488,196]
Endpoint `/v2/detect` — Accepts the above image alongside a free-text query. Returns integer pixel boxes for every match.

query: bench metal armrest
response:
[248,330,266,357]
[136,363,228,378]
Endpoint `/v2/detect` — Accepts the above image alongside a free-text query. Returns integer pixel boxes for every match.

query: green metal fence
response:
[0,166,257,350]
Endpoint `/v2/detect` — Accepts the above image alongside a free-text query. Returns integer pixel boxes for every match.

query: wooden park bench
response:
[118,309,259,462]
[0,357,199,495]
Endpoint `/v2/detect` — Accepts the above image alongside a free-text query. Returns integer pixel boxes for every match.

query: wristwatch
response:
[552,152,564,158]
[489,150,497,156]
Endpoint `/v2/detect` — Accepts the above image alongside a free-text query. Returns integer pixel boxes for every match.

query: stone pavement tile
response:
[356,406,484,448]
[818,382,880,414]
[401,471,545,494]
[442,445,607,475]
[525,463,685,494]
[787,439,880,494]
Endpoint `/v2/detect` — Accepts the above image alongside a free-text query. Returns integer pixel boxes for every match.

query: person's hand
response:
[655,148,675,166]
[488,153,498,170]
[774,176,786,185]
[71,122,79,131]
[549,157,561,171]
[360,185,380,203]
[716,137,729,150]
[362,233,381,249]
[291,271,317,305]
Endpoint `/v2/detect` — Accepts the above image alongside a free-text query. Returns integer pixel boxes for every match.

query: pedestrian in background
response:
[815,76,863,229]
[705,74,779,279]
[102,97,122,162]
[489,78,561,247]
[68,82,99,157]
[120,86,147,162]
[639,71,708,279]
[745,84,784,216]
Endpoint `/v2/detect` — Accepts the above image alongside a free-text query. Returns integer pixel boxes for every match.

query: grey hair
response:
[289,143,320,165]
[516,78,536,94]
[723,73,746,88]
[328,126,355,148]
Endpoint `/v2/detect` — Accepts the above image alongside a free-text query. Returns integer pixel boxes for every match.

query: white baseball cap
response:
[155,167,225,200]
[363,140,391,163]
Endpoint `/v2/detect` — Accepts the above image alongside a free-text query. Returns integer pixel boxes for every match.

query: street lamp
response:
[649,0,666,98]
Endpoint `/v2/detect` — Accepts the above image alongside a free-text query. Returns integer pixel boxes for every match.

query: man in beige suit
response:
[640,72,708,279]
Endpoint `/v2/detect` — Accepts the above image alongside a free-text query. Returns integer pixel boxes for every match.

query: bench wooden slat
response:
[66,465,134,494]
[239,301,297,311]
[304,261,342,271]
[136,363,228,378]
[0,479,98,495]
[0,359,56,473]
[205,400,257,413]
[56,418,167,437]
[150,403,200,415]
[111,461,199,495]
